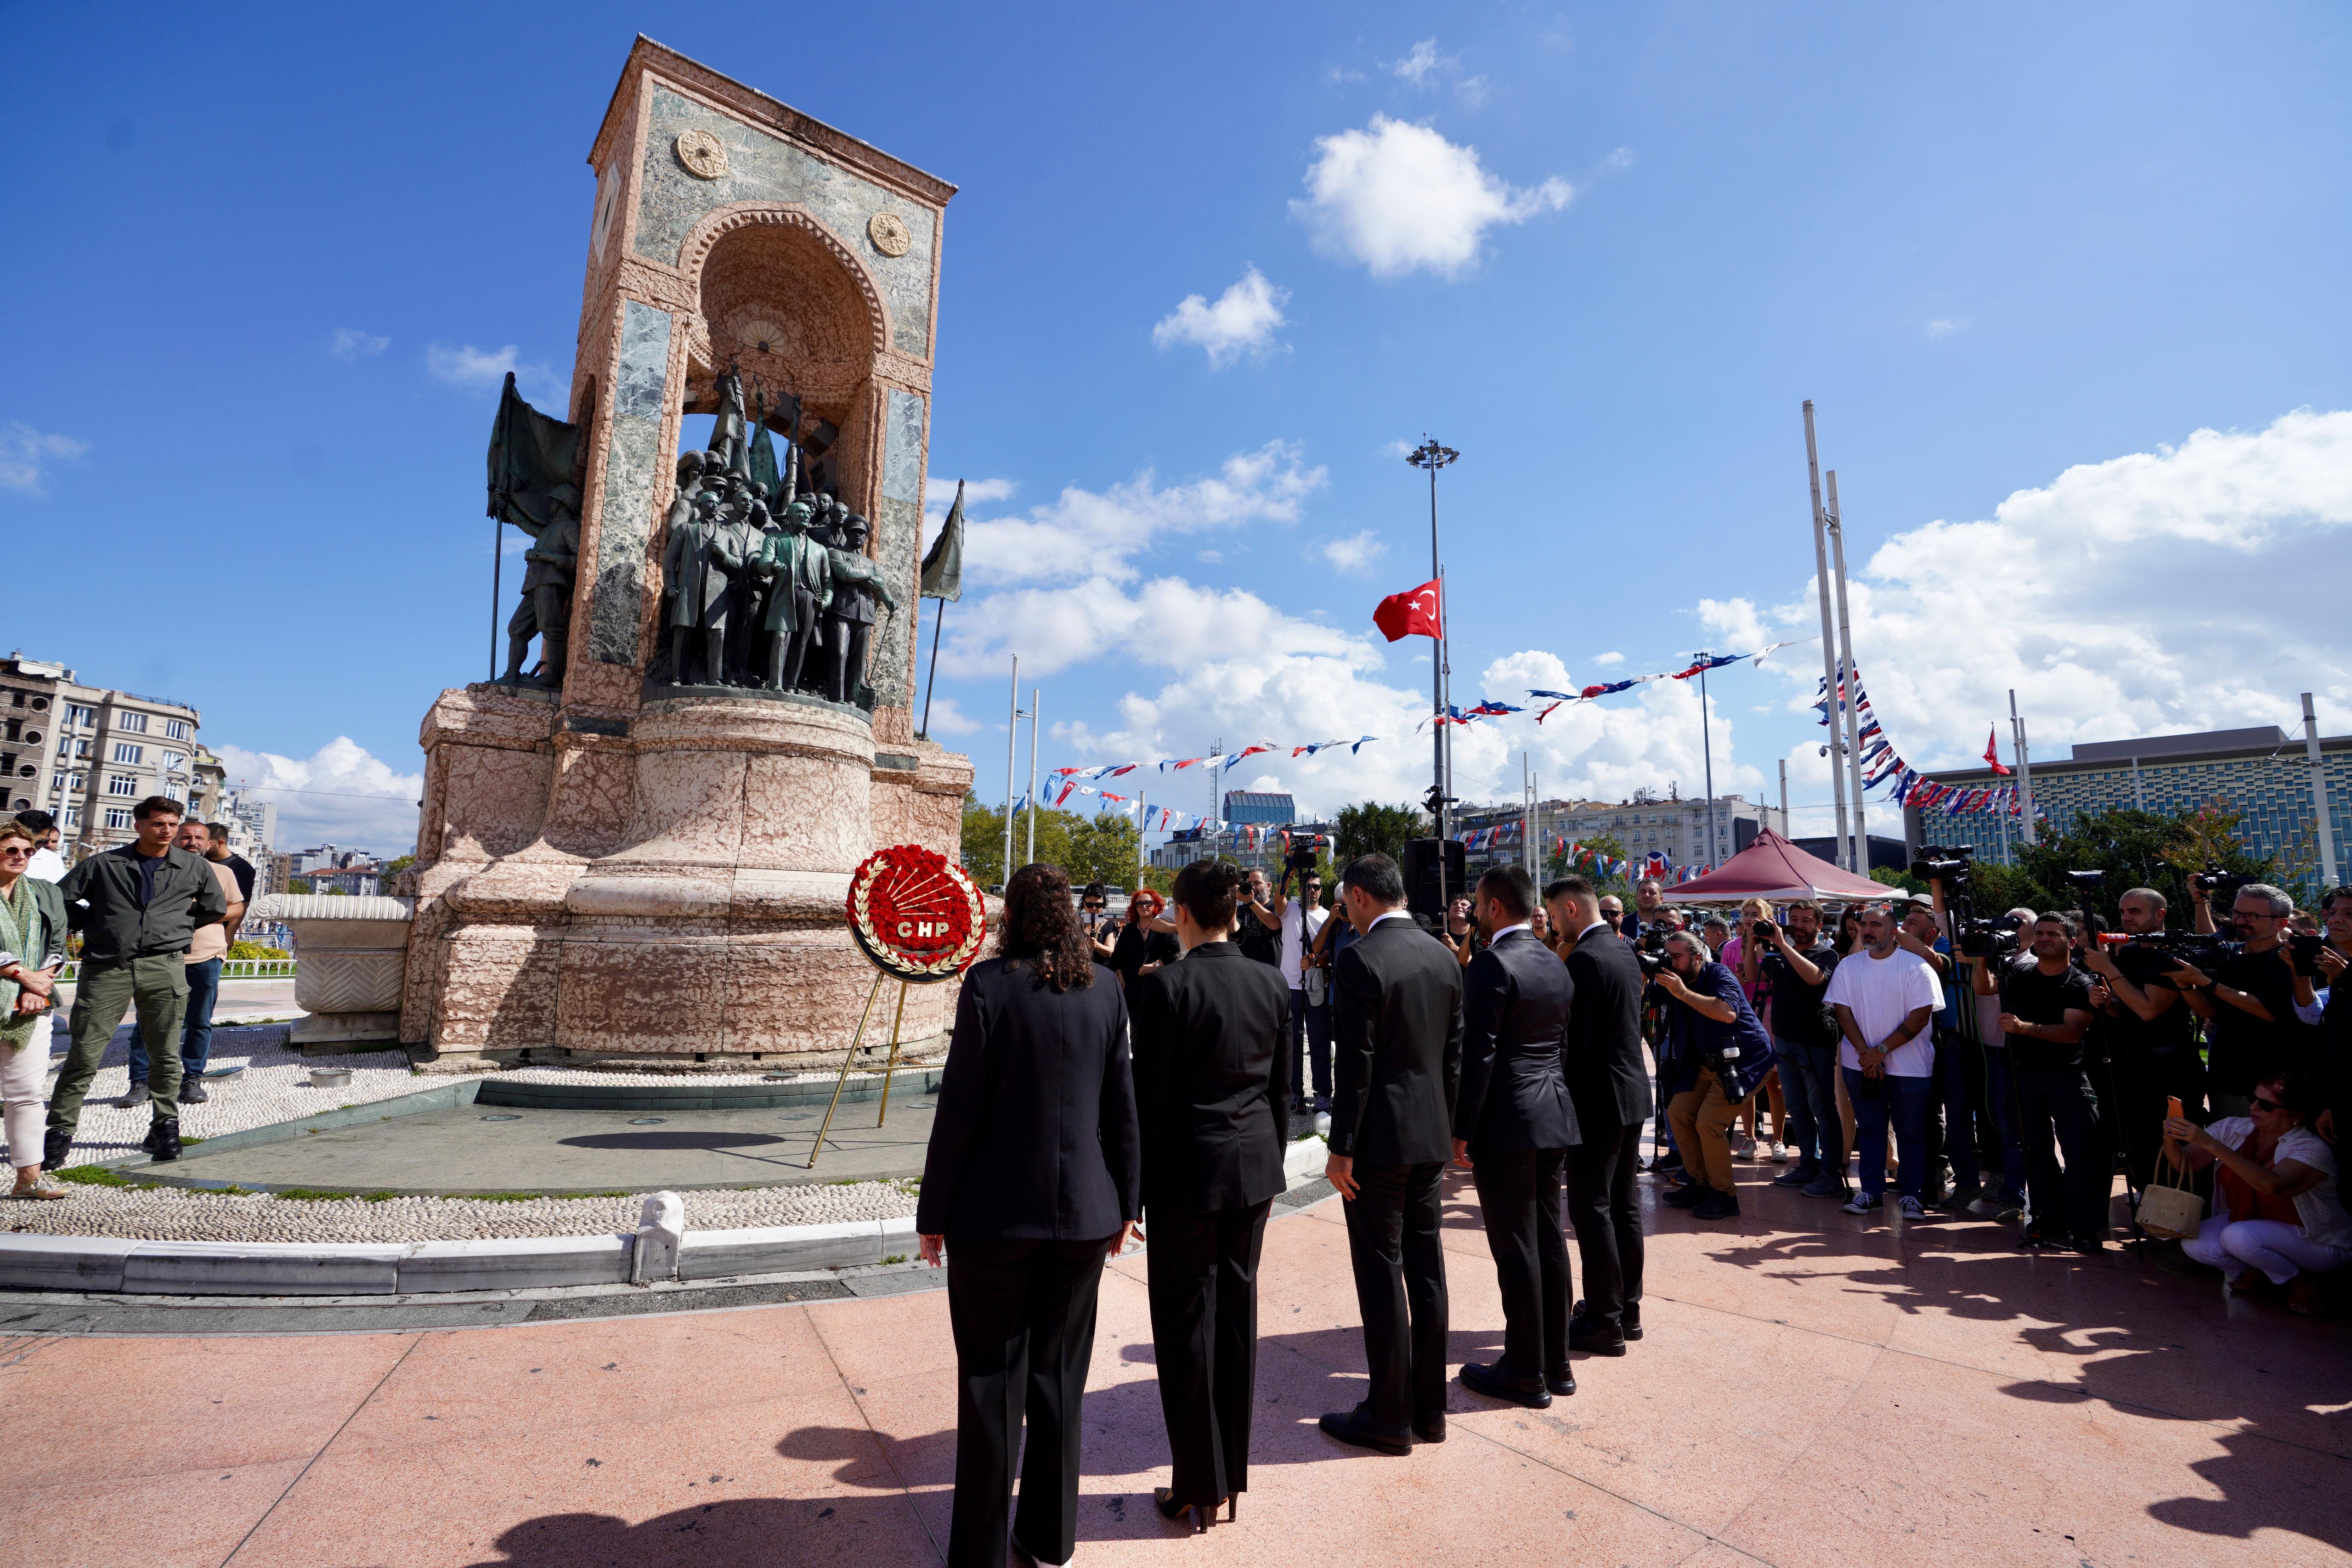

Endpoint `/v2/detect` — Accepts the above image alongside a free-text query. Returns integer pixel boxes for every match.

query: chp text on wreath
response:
[845,844,986,982]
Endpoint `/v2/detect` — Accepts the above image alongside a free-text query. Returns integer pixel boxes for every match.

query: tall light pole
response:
[1026,686,1040,867]
[1002,654,1025,886]
[1696,656,1719,871]
[1825,470,1868,873]
[1802,402,1852,870]
[1407,438,1459,886]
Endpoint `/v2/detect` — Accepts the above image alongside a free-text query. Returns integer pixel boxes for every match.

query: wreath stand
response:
[804,844,986,1171]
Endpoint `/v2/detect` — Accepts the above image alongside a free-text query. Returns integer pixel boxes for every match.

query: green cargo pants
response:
[49,955,188,1133]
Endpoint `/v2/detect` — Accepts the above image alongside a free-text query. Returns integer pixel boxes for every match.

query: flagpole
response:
[1003,655,1019,885]
[1027,688,1040,867]
[1802,402,1853,870]
[1408,437,1460,911]
[489,515,502,682]
[918,596,946,741]
[1698,658,1718,871]
[1825,470,1868,873]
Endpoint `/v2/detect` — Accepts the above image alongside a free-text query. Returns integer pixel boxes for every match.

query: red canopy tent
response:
[1661,829,1891,904]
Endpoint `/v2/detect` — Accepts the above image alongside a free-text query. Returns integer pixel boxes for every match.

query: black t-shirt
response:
[1758,942,1840,1048]
[224,853,257,905]
[2208,942,2301,1095]
[2102,944,2194,1066]
[2000,959,2096,1073]
[1109,922,1179,988]
[1234,902,1282,967]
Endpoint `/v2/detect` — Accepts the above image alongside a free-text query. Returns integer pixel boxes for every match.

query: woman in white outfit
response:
[0,820,69,1198]
[2165,1071,2349,1315]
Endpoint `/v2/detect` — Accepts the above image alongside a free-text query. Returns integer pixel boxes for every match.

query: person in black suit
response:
[918,862,1142,1568]
[1546,874,1655,1354]
[1128,858,1291,1531]
[1318,852,1464,1455]
[1451,866,1581,1407]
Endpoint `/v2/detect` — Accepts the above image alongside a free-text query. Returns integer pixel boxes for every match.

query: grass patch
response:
[881,1253,908,1265]
[267,1187,367,1202]
[458,1192,541,1203]
[54,1164,149,1189]
[362,1190,400,1202]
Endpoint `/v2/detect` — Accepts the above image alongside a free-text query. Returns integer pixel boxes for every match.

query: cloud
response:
[1925,317,1971,339]
[0,423,90,496]
[924,475,1018,527]
[214,737,423,858]
[1317,529,1389,575]
[1390,38,1451,85]
[1293,115,1572,278]
[946,573,1367,682]
[1152,267,1290,367]
[959,441,1326,588]
[426,343,518,385]
[330,328,390,360]
[918,696,980,738]
[1589,650,1624,667]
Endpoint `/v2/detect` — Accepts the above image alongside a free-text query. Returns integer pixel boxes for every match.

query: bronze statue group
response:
[913,855,1649,1567]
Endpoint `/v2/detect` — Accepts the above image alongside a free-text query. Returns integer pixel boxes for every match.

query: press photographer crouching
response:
[1973,913,2106,1252]
[2080,887,2208,1196]
[1656,930,1775,1220]
[2165,1069,2352,1315]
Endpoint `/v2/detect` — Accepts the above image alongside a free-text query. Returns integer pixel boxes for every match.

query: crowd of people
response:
[0,797,253,1192]
[910,850,2349,1565]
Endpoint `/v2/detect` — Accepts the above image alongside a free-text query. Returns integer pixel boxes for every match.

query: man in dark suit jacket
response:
[1129,858,1292,1519]
[1319,853,1463,1455]
[1450,866,1580,1407]
[1547,874,1655,1354]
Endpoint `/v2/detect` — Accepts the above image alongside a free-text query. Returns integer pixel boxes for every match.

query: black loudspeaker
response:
[1401,837,1467,925]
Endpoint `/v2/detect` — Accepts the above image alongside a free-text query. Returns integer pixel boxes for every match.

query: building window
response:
[161,750,185,772]
[74,739,89,759]
[117,712,148,734]
[104,807,133,830]
[164,718,190,740]
[106,773,136,796]
[67,704,93,728]
[113,742,143,764]
[63,805,81,829]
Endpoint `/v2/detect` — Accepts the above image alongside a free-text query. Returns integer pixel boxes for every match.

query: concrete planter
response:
[248,893,415,1048]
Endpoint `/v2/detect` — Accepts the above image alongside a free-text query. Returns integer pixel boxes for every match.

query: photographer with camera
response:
[2079,887,2207,1195]
[1271,857,1332,1119]
[1655,930,1775,1220]
[1235,868,1283,970]
[1821,903,1945,1219]
[1972,913,2105,1251]
[1742,902,1847,1199]
[2173,881,2304,1118]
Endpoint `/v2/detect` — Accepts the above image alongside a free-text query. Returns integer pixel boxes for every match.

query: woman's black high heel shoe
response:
[1153,1487,1208,1533]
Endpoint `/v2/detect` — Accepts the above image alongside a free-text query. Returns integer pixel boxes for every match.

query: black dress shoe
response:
[1319,1403,1411,1455]
[1661,1184,1706,1208]
[1571,1300,1642,1341]
[1545,1366,1577,1396]
[1459,1359,1551,1408]
[1691,1189,1742,1220]
[1568,1320,1627,1356]
[181,1080,209,1104]
[122,1081,151,1107]
[144,1116,182,1162]
[1412,1413,1446,1444]
[42,1126,74,1171]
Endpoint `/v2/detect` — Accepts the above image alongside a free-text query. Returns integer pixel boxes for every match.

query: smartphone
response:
[2167,1095,2185,1122]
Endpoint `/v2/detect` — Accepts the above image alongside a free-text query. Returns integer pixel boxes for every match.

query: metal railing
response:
[59,958,296,981]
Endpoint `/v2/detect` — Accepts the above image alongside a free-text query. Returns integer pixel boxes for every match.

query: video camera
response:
[1955,916,2021,960]
[2119,931,2233,967]
[1910,844,1974,886]
[1283,833,1329,876]
[2190,864,2252,898]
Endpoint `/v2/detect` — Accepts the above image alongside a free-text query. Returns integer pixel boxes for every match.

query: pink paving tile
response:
[807,1280,964,1386]
[0,1330,405,1489]
[0,1457,308,1568]
[1719,1343,2352,1568]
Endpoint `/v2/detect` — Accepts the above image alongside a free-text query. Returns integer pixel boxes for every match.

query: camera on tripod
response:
[1910,845,1974,886]
[1283,835,1327,875]
[2190,864,2251,898]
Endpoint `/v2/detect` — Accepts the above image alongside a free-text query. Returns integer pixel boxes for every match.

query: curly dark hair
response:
[997,862,1095,992]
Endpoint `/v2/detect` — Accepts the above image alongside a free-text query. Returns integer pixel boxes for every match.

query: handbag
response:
[2135,1149,2205,1241]
[1303,964,1328,1008]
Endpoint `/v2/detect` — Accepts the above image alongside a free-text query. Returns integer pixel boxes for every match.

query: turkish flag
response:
[1374,579,1444,641]
[1984,726,2011,775]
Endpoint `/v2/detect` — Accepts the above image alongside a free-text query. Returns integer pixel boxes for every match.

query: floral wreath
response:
[846,844,987,983]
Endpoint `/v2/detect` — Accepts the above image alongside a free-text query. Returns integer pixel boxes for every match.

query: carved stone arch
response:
[676,203,892,379]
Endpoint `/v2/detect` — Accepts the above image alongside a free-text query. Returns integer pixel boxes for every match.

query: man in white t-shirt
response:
[1274,866,1331,1115]
[1822,902,1945,1220]
[15,811,66,883]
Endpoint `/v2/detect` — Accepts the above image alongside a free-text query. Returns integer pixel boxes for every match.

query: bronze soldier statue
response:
[821,514,898,706]
[753,497,833,693]
[712,477,765,684]
[662,483,730,686]
[499,481,580,687]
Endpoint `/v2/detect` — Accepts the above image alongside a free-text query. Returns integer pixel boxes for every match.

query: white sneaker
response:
[1896,1196,1927,1221]
[1313,1111,1332,1138]
[1770,1141,1789,1164]
[1731,1134,1757,1159]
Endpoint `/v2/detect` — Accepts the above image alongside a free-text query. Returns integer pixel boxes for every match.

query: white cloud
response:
[924,475,1018,527]
[918,696,980,738]
[1589,650,1624,667]
[1390,38,1451,84]
[1152,267,1290,367]
[426,343,518,385]
[1317,529,1390,575]
[1925,317,1971,339]
[0,423,90,496]
[1293,115,1572,278]
[330,327,390,360]
[214,738,422,858]
[960,441,1326,588]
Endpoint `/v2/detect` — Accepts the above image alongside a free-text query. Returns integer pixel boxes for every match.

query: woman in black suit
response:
[1108,887,1180,990]
[919,862,1141,1568]
[1126,859,1291,1530]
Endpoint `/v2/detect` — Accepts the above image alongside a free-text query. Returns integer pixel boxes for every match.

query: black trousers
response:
[2112,1052,2208,1195]
[945,1235,1110,1568]
[2016,1069,2108,1239]
[1470,1147,1571,1377]
[1289,988,1332,1101]
[1146,1199,1273,1506]
[1564,1118,1645,1332]
[1341,1161,1449,1429]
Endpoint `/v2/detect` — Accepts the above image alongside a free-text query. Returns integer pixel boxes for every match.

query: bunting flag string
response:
[1817,662,2027,819]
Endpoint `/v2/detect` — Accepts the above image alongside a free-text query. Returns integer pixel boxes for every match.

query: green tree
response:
[2014,804,2272,925]
[1547,831,1630,893]
[959,793,1144,891]
[1334,801,1426,866]
[288,877,312,894]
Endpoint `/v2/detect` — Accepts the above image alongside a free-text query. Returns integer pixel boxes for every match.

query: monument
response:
[398,38,973,1070]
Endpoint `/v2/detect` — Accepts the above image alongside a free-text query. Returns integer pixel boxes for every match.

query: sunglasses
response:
[0,846,29,858]
[2251,1096,2286,1114]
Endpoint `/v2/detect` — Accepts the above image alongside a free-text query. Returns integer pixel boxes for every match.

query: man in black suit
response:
[1451,866,1580,1408]
[1128,858,1292,1522]
[1548,875,1655,1354]
[1319,852,1464,1455]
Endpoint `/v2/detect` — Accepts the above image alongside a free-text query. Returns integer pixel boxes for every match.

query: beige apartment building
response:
[0,652,224,858]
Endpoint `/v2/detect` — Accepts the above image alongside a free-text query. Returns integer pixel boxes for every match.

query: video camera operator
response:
[1271,857,1332,1120]
[1741,901,1846,1200]
[2079,887,2207,1195]
[1655,930,1775,1220]
[1896,898,1969,1207]
[1235,868,1283,970]
[2172,881,2304,1118]
[1973,913,2104,1252]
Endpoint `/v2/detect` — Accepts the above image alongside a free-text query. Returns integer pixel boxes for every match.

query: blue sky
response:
[5,5,2349,855]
